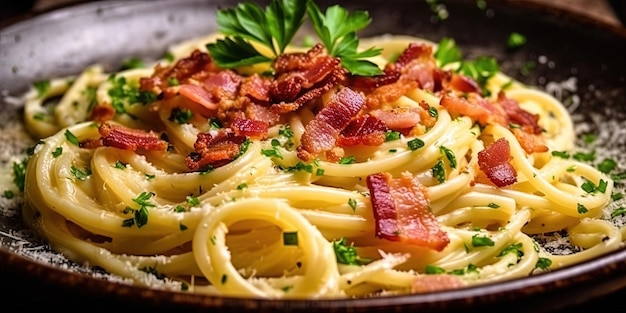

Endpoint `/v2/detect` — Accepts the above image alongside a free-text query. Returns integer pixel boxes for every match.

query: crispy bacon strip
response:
[477,138,517,187]
[337,115,387,146]
[139,50,218,95]
[185,131,247,171]
[231,117,268,140]
[270,44,348,113]
[297,87,364,161]
[96,122,167,151]
[366,172,449,251]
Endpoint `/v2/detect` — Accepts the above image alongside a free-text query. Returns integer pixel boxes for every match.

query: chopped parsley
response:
[506,32,527,50]
[407,138,425,151]
[64,129,80,146]
[122,191,155,228]
[332,237,370,265]
[33,80,51,98]
[471,234,495,247]
[283,231,299,246]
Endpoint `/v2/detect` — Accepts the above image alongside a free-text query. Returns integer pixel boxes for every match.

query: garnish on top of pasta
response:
[19,0,621,299]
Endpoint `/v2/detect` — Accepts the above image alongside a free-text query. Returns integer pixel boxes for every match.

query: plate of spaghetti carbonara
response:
[1,0,625,311]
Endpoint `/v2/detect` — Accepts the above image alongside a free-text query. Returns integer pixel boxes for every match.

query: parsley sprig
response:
[207,0,382,76]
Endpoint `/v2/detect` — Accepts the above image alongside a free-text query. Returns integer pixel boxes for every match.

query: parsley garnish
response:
[432,159,445,183]
[52,147,63,158]
[577,203,588,214]
[33,80,50,98]
[122,192,155,228]
[506,32,526,50]
[407,138,425,151]
[332,237,370,265]
[169,108,193,124]
[338,156,355,164]
[121,57,145,70]
[70,164,91,181]
[535,257,552,270]
[611,207,626,218]
[439,145,457,168]
[425,264,446,274]
[207,0,382,76]
[434,37,462,68]
[283,231,299,246]
[12,159,28,192]
[385,130,401,142]
[471,234,495,247]
[64,129,80,146]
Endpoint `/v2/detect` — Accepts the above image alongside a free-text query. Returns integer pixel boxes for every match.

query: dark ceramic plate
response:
[1,0,625,311]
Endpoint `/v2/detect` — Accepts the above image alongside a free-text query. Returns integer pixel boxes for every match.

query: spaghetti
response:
[19,4,621,299]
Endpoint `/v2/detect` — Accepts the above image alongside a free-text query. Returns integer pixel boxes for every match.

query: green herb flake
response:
[64,129,80,146]
[439,146,457,168]
[51,147,63,158]
[434,37,462,68]
[70,165,91,181]
[12,159,28,192]
[332,237,370,265]
[471,234,495,247]
[551,150,570,159]
[338,156,355,164]
[432,160,446,183]
[424,264,446,274]
[535,257,552,270]
[385,130,401,142]
[33,80,51,97]
[348,198,357,212]
[113,160,127,170]
[3,190,15,199]
[121,57,145,70]
[186,195,200,206]
[498,242,523,260]
[407,138,425,151]
[169,108,193,124]
[611,207,626,218]
[506,32,526,50]
[573,150,596,162]
[283,231,299,246]
[487,203,500,208]
[597,158,617,174]
[577,203,588,214]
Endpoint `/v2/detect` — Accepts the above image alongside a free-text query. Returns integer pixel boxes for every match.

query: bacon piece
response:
[178,84,218,111]
[337,115,387,146]
[139,50,217,95]
[98,122,168,151]
[89,103,115,123]
[297,87,364,161]
[240,74,271,103]
[270,44,347,113]
[447,73,481,93]
[370,107,422,131]
[496,92,542,135]
[477,138,517,187]
[231,117,268,140]
[185,131,247,170]
[351,43,439,109]
[411,274,465,293]
[202,70,241,99]
[366,172,449,251]
[440,94,507,126]
[511,128,549,154]
[245,103,280,126]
